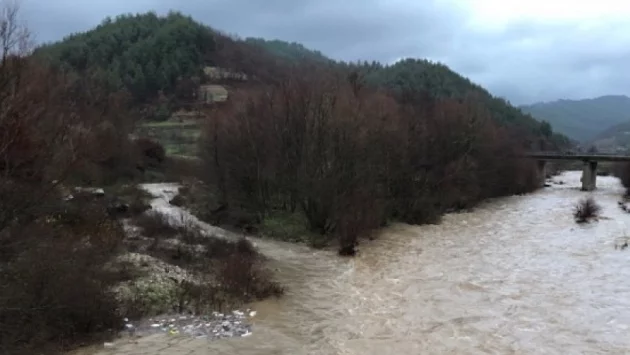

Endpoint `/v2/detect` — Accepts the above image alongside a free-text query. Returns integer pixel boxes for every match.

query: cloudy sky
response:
[18,0,630,105]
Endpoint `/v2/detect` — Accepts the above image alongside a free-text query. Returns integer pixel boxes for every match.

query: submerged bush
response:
[573,197,601,223]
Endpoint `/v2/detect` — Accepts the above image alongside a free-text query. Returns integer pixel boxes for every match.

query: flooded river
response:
[86,171,630,354]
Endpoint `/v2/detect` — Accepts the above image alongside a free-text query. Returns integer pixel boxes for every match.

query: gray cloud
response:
[16,0,630,105]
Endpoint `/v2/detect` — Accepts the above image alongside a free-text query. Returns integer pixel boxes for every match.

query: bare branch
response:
[0,0,31,63]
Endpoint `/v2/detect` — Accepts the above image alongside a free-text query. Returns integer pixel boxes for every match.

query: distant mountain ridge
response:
[519,95,630,142]
[588,120,630,153]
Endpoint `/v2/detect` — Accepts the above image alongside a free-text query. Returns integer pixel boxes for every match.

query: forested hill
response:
[33,12,302,104]
[357,59,564,144]
[34,12,216,103]
[33,11,567,147]
[244,38,333,64]
[519,95,630,142]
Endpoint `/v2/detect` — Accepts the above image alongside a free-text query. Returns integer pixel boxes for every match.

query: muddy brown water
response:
[80,171,630,354]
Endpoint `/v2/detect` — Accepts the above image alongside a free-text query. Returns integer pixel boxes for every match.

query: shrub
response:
[133,211,179,238]
[214,239,283,302]
[134,137,166,166]
[138,220,282,314]
[0,200,125,355]
[173,252,283,314]
[151,103,171,122]
[180,230,281,304]
[128,198,152,216]
[574,197,601,223]
[169,194,186,206]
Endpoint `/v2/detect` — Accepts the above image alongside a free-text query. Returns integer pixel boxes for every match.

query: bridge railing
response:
[526,151,622,156]
[523,151,630,162]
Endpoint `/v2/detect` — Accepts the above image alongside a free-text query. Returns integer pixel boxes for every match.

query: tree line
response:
[200,65,542,254]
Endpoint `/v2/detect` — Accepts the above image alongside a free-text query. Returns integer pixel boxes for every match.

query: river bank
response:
[78,171,630,354]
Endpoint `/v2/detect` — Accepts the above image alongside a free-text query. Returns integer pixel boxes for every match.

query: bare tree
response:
[0,0,31,63]
[0,0,108,230]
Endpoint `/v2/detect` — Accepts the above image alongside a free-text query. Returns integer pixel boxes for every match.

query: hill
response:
[519,95,630,142]
[587,120,630,153]
[360,59,562,142]
[34,12,215,104]
[33,11,567,150]
[244,38,333,64]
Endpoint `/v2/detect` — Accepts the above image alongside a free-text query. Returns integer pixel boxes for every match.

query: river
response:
[84,171,630,354]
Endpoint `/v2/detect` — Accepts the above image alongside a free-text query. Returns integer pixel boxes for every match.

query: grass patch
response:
[164,142,197,157]
[260,211,327,247]
[139,120,200,128]
[176,183,329,247]
[136,122,201,158]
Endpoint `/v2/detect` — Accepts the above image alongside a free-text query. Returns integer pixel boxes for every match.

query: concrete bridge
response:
[526,152,630,191]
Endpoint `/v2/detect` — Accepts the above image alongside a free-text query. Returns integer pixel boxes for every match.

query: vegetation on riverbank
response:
[0,4,279,354]
[194,68,545,254]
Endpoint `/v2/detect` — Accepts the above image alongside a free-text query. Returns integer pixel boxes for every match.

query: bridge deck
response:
[526,153,630,162]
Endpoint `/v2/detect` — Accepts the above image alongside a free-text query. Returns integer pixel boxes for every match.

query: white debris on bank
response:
[120,310,257,340]
[139,183,242,242]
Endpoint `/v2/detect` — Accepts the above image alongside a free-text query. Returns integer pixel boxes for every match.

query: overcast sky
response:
[18,0,630,105]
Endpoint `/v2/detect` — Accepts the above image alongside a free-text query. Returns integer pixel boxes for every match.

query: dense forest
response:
[244,37,333,64]
[35,12,214,103]
[33,13,330,106]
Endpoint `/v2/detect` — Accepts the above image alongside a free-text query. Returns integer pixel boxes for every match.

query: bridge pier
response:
[580,161,597,191]
[525,152,628,190]
[537,160,547,187]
